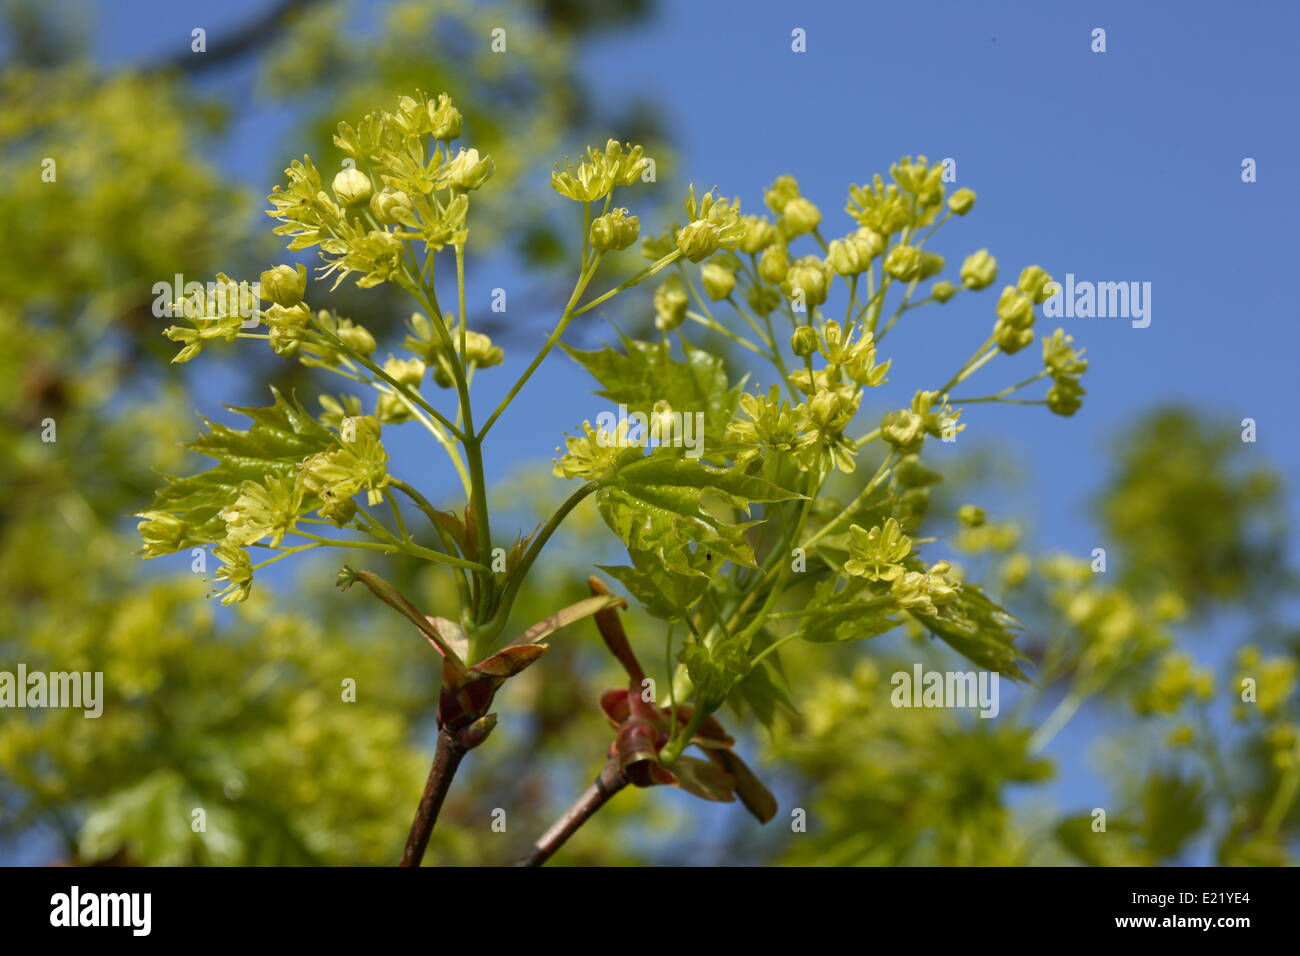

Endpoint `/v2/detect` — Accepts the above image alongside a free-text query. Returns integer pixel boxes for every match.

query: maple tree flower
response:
[137,511,189,558]
[780,196,822,237]
[220,475,304,548]
[259,263,307,306]
[332,167,373,207]
[589,207,640,252]
[701,261,736,300]
[891,561,961,616]
[948,187,976,215]
[781,255,833,306]
[844,518,913,581]
[960,249,998,290]
[884,243,923,281]
[211,541,253,606]
[442,147,495,191]
[300,416,390,507]
[1017,265,1055,304]
[552,420,642,479]
[676,187,744,261]
[653,274,689,330]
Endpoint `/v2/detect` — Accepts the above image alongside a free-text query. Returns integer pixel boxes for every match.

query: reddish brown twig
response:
[400,729,467,867]
[517,759,628,867]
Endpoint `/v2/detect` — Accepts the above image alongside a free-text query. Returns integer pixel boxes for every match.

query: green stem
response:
[487,481,599,635]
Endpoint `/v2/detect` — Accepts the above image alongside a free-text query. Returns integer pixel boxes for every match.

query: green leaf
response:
[596,450,801,575]
[147,388,335,549]
[794,579,901,644]
[599,547,712,620]
[915,585,1027,680]
[563,334,743,443]
[680,637,749,714]
[730,636,799,728]
[668,755,736,803]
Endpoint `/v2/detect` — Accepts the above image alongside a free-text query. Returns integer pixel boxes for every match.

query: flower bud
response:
[960,249,998,290]
[462,328,504,369]
[781,197,821,236]
[444,148,494,191]
[855,227,885,257]
[259,263,307,307]
[947,187,976,215]
[317,493,358,526]
[917,251,945,280]
[428,93,463,141]
[385,356,426,387]
[826,237,871,276]
[370,187,416,226]
[995,286,1035,328]
[957,504,986,528]
[589,207,641,252]
[758,244,790,285]
[931,280,957,303]
[675,220,720,262]
[701,262,736,300]
[994,319,1034,354]
[790,326,819,357]
[884,243,922,281]
[376,392,413,425]
[336,319,376,356]
[746,284,782,316]
[263,302,311,329]
[1046,379,1084,416]
[268,324,304,356]
[332,167,373,207]
[764,175,800,215]
[137,511,187,557]
[737,215,776,254]
[1018,265,1054,304]
[881,409,926,452]
[654,274,688,331]
[781,256,832,307]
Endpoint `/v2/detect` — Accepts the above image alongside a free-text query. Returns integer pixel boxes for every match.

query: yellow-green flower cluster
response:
[220,475,304,548]
[265,91,488,293]
[1041,328,1088,416]
[846,155,946,238]
[844,518,913,581]
[163,273,257,364]
[551,139,647,202]
[881,391,962,453]
[890,561,960,617]
[301,416,391,514]
[552,420,643,479]
[725,385,815,469]
[676,186,745,262]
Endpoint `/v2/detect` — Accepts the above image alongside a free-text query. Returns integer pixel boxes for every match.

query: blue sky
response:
[67,0,1300,863]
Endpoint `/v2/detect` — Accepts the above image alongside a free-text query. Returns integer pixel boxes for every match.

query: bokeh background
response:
[1,0,1297,865]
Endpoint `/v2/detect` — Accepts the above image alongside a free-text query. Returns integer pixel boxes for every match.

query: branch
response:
[399,728,467,867]
[144,0,324,76]
[516,759,627,867]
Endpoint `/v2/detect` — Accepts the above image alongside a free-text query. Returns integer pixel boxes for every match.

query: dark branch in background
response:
[144,0,324,76]
[517,759,627,866]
